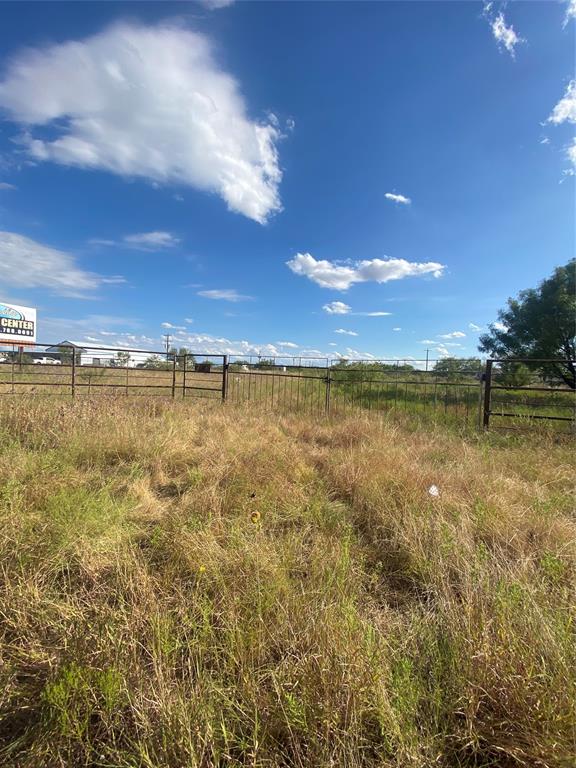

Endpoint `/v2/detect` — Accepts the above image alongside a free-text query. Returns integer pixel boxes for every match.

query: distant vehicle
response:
[33,357,61,365]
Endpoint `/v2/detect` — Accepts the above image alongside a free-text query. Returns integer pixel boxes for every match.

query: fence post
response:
[171,354,177,398]
[482,359,493,429]
[71,348,76,398]
[182,354,187,398]
[221,355,228,402]
[325,365,331,415]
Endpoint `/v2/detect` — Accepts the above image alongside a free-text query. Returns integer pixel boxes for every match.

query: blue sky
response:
[0,0,574,362]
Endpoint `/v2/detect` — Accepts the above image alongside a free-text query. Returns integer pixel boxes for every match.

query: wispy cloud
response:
[124,231,181,249]
[0,182,16,190]
[0,231,123,298]
[0,23,282,224]
[468,322,483,332]
[567,138,576,173]
[334,328,358,336]
[199,0,235,9]
[90,231,180,250]
[287,253,445,291]
[564,0,576,27]
[392,327,401,331]
[276,341,298,348]
[322,301,391,316]
[385,192,411,205]
[546,81,576,174]
[197,288,253,302]
[323,301,351,315]
[547,80,576,125]
[484,6,524,58]
[438,331,466,339]
[161,322,186,330]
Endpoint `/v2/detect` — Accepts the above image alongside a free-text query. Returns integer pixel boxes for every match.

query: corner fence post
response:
[221,355,229,402]
[482,359,493,429]
[171,354,177,398]
[71,347,76,398]
[325,364,331,415]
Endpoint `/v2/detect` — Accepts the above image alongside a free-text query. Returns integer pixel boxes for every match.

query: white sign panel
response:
[0,302,37,345]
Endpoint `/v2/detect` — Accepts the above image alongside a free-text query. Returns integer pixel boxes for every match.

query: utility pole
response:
[163,333,172,360]
[425,348,429,372]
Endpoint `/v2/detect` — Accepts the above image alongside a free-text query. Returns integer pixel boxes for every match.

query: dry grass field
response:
[0,397,574,767]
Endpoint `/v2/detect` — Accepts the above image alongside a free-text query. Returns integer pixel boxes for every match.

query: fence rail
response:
[0,343,574,432]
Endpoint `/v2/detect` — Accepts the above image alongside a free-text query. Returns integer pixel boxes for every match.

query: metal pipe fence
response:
[0,344,573,432]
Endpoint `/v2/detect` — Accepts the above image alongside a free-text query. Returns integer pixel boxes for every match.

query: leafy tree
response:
[433,357,482,380]
[57,345,82,365]
[176,347,195,369]
[109,351,131,368]
[496,361,532,388]
[255,358,276,369]
[143,355,171,370]
[479,260,576,389]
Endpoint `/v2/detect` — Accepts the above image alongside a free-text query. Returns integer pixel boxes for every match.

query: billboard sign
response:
[0,302,37,345]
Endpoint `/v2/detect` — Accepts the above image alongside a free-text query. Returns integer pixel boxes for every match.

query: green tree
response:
[143,355,171,370]
[433,357,481,380]
[109,351,131,368]
[58,346,82,365]
[496,361,532,388]
[176,347,195,369]
[479,260,576,389]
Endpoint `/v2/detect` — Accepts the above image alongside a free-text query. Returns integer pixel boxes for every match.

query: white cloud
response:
[0,23,282,224]
[197,288,252,302]
[540,137,551,145]
[419,339,436,344]
[161,322,186,330]
[392,327,401,331]
[0,231,123,297]
[568,138,576,170]
[385,192,411,205]
[277,340,298,348]
[322,301,391,316]
[323,301,351,315]
[287,253,445,291]
[547,80,576,125]
[91,231,181,250]
[564,0,576,27]
[435,345,450,357]
[438,331,466,339]
[336,348,376,360]
[123,231,180,249]
[493,321,508,332]
[328,342,337,346]
[489,12,524,58]
[199,0,235,9]
[334,328,358,336]
[184,318,194,324]
[0,182,16,190]
[468,322,483,332]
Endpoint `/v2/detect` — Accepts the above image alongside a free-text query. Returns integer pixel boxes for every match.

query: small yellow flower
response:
[198,564,206,574]
[250,511,261,524]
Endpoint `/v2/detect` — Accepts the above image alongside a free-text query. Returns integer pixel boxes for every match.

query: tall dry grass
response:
[0,396,574,767]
